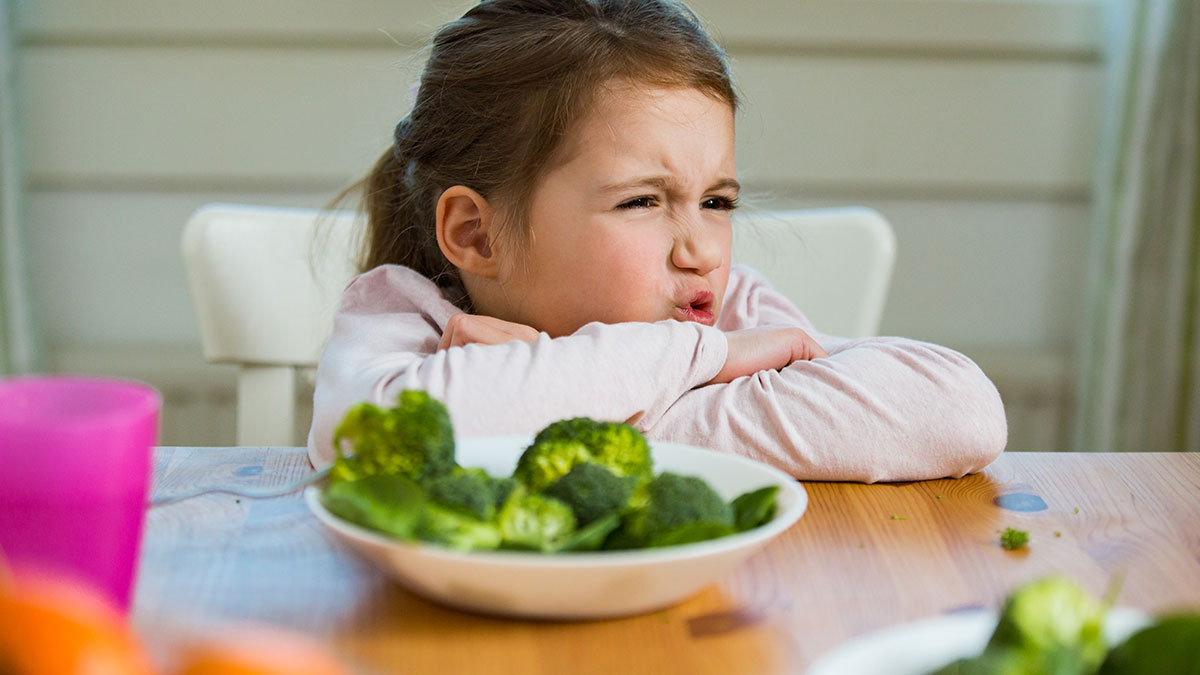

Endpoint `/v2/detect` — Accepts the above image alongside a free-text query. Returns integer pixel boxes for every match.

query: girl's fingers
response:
[438,314,539,350]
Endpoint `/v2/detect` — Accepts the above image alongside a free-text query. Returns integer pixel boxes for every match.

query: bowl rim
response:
[305,437,807,568]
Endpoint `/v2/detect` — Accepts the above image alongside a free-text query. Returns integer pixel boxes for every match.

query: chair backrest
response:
[182,203,894,446]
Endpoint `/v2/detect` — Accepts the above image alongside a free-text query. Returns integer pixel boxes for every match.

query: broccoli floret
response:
[543,463,634,526]
[621,472,734,548]
[512,438,593,493]
[582,422,653,482]
[515,418,652,493]
[330,390,457,484]
[999,527,1030,550]
[931,576,1110,674]
[988,576,1108,672]
[497,491,577,552]
[490,476,520,511]
[426,468,496,521]
[416,502,502,551]
[320,473,425,540]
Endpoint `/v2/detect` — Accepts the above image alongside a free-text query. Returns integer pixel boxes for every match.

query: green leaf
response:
[1098,613,1200,675]
[647,521,736,548]
[730,485,779,532]
[556,514,622,552]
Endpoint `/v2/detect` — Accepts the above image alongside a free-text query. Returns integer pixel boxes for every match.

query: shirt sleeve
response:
[307,266,728,468]
[647,266,1008,482]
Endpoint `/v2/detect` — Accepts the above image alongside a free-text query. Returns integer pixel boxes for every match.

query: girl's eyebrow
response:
[598,175,741,195]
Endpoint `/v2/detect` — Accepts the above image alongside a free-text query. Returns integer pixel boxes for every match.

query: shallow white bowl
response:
[305,435,807,620]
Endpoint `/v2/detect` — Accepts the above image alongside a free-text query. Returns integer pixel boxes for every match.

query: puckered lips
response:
[674,289,715,326]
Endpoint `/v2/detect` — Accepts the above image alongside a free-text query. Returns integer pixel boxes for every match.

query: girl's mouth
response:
[676,290,715,326]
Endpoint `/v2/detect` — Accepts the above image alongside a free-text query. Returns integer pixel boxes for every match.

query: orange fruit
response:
[0,571,154,675]
[174,623,348,675]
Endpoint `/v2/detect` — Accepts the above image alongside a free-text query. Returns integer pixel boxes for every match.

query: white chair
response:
[182,203,894,446]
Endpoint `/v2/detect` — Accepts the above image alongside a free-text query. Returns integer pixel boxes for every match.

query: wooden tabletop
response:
[134,448,1200,674]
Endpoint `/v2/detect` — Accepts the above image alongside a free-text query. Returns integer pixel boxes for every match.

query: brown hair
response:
[344,0,738,310]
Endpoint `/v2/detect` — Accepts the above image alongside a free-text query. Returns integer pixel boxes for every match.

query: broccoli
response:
[426,468,497,521]
[559,513,622,552]
[512,438,593,493]
[515,418,653,493]
[543,462,635,526]
[497,491,577,552]
[329,390,457,484]
[490,476,520,511]
[320,473,425,540]
[933,576,1108,675]
[999,527,1030,550]
[618,472,735,548]
[416,502,502,551]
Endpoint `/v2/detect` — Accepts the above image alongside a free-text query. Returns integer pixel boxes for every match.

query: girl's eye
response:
[702,196,740,211]
[617,196,658,210]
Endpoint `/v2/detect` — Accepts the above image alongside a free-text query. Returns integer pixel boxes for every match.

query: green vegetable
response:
[497,491,578,552]
[1000,527,1030,550]
[416,501,502,551]
[930,576,1108,675]
[731,485,779,532]
[426,467,498,521]
[330,390,457,484]
[1098,613,1200,674]
[620,472,735,549]
[558,513,622,552]
[512,439,593,493]
[543,462,635,526]
[320,473,425,539]
[516,418,653,493]
[320,400,780,555]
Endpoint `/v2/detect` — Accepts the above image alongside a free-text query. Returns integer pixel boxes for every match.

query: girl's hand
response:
[709,327,828,384]
[437,313,540,351]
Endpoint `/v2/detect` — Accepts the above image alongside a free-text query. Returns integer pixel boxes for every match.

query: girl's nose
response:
[671,218,724,276]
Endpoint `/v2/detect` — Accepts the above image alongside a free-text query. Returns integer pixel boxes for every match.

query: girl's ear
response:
[435,185,501,279]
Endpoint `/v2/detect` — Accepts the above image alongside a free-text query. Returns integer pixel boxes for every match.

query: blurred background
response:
[2,0,1196,452]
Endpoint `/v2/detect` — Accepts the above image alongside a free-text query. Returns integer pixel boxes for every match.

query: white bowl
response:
[806,607,1151,675]
[305,435,807,620]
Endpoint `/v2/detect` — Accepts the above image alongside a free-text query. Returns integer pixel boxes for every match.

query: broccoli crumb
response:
[1000,527,1030,550]
[890,514,907,520]
[936,494,942,500]
[1074,507,1080,514]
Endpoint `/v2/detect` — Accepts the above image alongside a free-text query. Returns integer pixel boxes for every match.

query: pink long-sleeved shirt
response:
[308,264,1006,482]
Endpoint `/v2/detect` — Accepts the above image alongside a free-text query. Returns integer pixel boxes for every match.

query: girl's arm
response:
[643,266,1008,483]
[307,265,729,467]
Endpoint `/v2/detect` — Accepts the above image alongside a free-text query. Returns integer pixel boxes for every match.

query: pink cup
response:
[0,376,160,613]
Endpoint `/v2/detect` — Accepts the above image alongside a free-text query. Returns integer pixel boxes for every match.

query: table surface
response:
[133,448,1200,675]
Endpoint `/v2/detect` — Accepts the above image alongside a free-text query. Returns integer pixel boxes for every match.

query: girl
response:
[308,0,1007,482]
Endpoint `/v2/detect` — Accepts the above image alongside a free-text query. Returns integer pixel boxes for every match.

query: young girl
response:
[308,0,1007,482]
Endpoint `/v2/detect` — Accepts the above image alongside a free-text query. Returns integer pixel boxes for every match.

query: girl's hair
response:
[347,0,738,309]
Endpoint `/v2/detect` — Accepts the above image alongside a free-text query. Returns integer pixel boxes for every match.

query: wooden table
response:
[134,448,1200,674]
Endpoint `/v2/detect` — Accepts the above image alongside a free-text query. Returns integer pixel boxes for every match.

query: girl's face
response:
[494,84,738,338]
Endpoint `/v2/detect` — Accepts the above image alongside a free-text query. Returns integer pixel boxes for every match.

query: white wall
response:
[14,0,1102,449]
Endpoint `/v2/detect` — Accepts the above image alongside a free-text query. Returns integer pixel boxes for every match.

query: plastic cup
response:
[0,376,160,614]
